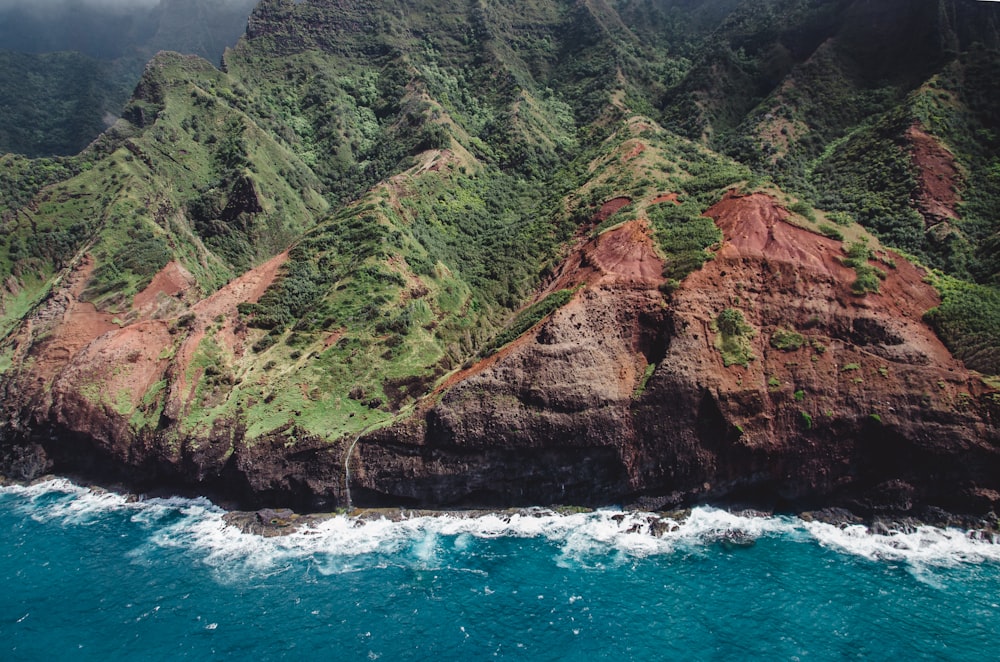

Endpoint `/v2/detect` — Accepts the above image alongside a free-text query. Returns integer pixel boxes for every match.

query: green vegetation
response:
[714,308,755,368]
[924,274,1000,375]
[788,201,816,223]
[649,199,723,285]
[840,240,885,296]
[634,362,657,399]
[770,328,805,352]
[569,127,750,291]
[655,0,1000,371]
[817,224,844,241]
[487,289,575,355]
[799,411,813,430]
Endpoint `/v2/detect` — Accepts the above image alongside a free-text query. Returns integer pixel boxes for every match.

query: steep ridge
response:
[1,0,1000,516]
[349,191,999,513]
[632,192,997,513]
[352,203,672,507]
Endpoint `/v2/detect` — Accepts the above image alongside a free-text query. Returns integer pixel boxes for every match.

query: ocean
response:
[2,479,999,660]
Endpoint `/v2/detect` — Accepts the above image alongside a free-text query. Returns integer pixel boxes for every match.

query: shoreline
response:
[4,472,998,542]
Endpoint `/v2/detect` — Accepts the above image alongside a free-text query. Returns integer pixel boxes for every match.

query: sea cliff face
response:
[353,192,1000,514]
[2,187,997,516]
[2,0,1000,517]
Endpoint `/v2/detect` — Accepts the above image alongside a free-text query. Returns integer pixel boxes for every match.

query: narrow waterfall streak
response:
[343,432,366,509]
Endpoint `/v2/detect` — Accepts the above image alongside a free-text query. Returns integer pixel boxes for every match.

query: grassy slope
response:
[1,51,328,331]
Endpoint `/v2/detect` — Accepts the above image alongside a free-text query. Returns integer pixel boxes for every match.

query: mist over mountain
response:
[0,0,257,156]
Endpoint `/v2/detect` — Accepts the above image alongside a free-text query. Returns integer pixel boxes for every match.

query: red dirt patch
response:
[55,320,174,411]
[650,193,680,206]
[323,329,346,350]
[707,193,943,316]
[699,191,951,372]
[590,220,664,285]
[622,141,646,162]
[595,197,631,222]
[707,192,845,279]
[34,256,118,380]
[133,261,195,311]
[196,250,289,320]
[907,123,961,225]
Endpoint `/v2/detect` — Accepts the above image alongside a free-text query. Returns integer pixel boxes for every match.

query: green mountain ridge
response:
[1,0,1000,513]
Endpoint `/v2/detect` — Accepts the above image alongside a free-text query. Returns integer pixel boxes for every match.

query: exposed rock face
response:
[629,193,999,514]
[0,252,302,506]
[352,193,1000,514]
[1,192,998,515]
[907,123,962,227]
[355,282,666,506]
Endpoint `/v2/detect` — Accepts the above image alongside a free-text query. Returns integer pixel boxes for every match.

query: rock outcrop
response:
[2,190,998,516]
[351,193,1000,514]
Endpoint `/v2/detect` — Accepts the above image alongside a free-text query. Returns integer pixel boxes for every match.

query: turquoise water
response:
[2,480,1000,660]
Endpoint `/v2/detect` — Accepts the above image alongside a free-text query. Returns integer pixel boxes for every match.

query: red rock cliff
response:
[352,192,1000,514]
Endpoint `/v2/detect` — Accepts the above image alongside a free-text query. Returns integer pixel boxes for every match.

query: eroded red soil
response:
[622,141,646,162]
[132,261,195,311]
[907,123,962,225]
[594,196,631,222]
[32,250,291,430]
[650,193,680,205]
[590,220,664,285]
[171,251,290,407]
[33,256,118,381]
[434,216,664,396]
[690,192,958,401]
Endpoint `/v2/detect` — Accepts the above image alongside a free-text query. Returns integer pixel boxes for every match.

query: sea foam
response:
[3,479,998,575]
[804,520,1000,566]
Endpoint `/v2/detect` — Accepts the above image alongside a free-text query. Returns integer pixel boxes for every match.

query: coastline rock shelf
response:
[1,0,1000,518]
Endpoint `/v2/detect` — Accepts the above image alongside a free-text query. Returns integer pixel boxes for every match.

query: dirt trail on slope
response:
[650,193,680,205]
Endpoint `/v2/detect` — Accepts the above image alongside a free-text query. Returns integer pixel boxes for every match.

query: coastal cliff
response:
[354,190,1000,514]
[2,0,1000,517]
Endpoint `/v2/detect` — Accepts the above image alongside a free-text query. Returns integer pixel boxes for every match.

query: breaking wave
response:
[3,479,999,578]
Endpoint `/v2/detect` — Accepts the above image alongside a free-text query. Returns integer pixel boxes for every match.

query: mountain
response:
[0,0,259,157]
[1,0,999,518]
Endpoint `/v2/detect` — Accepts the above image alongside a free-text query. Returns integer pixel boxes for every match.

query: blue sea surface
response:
[2,480,999,660]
